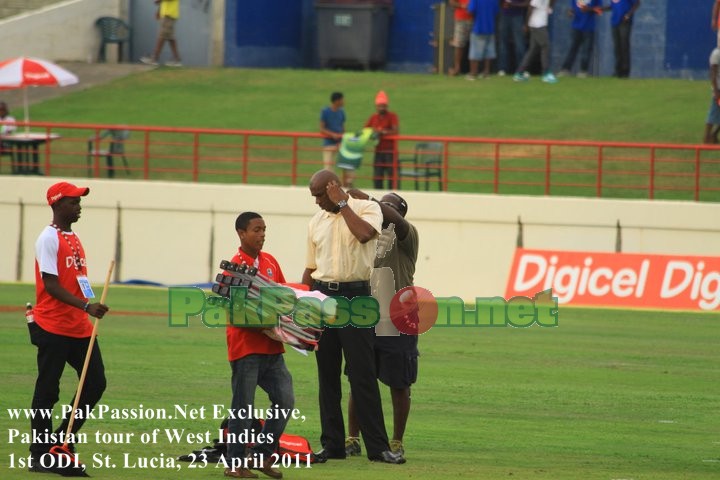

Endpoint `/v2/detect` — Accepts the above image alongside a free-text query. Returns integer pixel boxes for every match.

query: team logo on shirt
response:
[65,256,86,268]
[266,268,273,278]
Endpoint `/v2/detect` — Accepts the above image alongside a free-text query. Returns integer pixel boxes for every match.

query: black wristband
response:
[83,303,90,312]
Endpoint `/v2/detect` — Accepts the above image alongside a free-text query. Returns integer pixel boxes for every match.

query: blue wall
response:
[224,0,316,68]
[224,0,717,78]
[386,0,436,71]
[664,0,715,74]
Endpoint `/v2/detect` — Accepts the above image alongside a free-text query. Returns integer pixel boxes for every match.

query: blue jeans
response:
[561,29,594,73]
[498,14,526,72]
[227,354,294,460]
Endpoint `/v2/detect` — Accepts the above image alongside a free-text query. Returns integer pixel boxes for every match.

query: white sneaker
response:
[165,60,183,67]
[558,69,570,77]
[497,70,506,77]
[577,71,589,78]
[140,56,158,66]
[542,72,558,84]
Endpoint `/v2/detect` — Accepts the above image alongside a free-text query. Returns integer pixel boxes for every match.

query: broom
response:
[49,260,114,464]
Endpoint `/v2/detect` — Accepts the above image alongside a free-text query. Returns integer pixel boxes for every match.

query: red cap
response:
[375,90,388,105]
[46,182,89,205]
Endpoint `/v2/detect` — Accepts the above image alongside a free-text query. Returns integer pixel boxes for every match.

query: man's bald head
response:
[309,169,342,212]
[309,169,339,189]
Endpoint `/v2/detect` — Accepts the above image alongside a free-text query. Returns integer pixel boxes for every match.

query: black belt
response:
[313,280,369,292]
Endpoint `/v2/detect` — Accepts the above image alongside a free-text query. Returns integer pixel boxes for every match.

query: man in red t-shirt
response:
[29,182,109,472]
[224,212,293,479]
[364,91,400,190]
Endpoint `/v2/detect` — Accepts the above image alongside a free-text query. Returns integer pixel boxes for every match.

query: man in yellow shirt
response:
[141,0,182,67]
[302,169,406,464]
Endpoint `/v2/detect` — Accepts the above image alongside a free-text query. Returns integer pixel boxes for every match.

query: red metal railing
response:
[1,121,719,202]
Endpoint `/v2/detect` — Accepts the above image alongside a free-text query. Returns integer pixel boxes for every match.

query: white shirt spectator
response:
[528,0,552,29]
[0,113,17,135]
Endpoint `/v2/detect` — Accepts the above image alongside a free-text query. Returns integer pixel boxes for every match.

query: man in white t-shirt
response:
[0,101,16,135]
[0,101,16,163]
[513,0,558,84]
[704,48,720,144]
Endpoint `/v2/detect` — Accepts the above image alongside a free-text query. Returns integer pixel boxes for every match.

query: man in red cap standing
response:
[365,91,399,189]
[28,181,109,474]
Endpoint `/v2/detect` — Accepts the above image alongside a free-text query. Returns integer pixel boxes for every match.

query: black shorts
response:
[344,335,419,389]
[375,347,418,389]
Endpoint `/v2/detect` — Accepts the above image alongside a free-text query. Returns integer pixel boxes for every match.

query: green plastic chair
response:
[95,17,131,63]
[87,129,131,178]
[399,142,443,191]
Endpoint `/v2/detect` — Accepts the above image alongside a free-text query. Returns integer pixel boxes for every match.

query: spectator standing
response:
[497,0,530,76]
[559,0,602,77]
[605,0,641,78]
[713,1,720,48]
[466,0,500,80]
[448,0,474,76]
[141,0,182,67]
[513,0,558,84]
[704,48,720,144]
[364,92,399,189]
[320,92,349,185]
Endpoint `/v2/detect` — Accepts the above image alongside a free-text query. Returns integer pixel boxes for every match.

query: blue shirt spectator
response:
[571,0,601,32]
[468,0,500,35]
[320,105,345,147]
[610,0,639,27]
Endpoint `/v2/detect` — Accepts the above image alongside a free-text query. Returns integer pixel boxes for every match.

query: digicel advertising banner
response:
[505,249,720,311]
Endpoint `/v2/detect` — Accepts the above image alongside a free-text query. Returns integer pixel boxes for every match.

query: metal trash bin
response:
[315,0,393,70]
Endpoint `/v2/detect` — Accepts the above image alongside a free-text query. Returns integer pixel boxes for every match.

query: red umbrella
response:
[0,57,79,132]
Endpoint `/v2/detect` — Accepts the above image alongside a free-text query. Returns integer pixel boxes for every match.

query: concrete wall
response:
[0,0,121,63]
[2,176,718,301]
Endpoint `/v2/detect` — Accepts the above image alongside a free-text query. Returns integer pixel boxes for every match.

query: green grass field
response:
[0,283,718,479]
[13,68,719,201]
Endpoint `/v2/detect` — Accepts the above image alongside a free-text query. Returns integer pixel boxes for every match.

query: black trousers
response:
[373,152,395,190]
[313,283,388,459]
[612,22,632,78]
[28,322,106,456]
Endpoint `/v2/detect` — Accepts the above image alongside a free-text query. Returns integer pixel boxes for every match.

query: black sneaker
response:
[314,448,346,463]
[369,450,406,464]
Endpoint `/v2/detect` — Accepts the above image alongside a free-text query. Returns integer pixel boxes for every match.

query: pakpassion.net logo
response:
[167,286,559,335]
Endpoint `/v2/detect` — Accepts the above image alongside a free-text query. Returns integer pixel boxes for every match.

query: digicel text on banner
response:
[505,249,720,311]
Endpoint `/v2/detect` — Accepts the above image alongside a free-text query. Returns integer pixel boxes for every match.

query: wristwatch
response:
[336,199,348,210]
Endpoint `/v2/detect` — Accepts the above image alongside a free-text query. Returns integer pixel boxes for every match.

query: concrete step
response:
[0,0,65,20]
